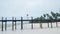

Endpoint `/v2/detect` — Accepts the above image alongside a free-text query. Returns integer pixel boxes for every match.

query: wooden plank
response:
[0,19,60,22]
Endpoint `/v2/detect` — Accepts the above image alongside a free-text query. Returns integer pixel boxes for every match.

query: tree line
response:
[29,11,60,23]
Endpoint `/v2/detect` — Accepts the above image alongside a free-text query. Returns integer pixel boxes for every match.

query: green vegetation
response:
[29,11,60,23]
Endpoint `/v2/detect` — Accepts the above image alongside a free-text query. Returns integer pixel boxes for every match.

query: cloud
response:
[0,0,60,17]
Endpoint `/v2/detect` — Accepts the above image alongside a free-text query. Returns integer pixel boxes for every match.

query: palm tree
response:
[51,11,57,19]
[43,14,46,19]
[46,14,53,20]
[56,12,60,16]
[40,16,45,28]
[43,14,46,17]
[51,11,58,27]
[46,14,53,28]
[40,16,45,20]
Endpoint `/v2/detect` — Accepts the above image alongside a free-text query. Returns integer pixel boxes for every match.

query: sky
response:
[0,0,60,18]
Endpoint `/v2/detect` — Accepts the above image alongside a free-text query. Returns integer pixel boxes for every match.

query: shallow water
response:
[0,22,60,34]
[0,28,60,34]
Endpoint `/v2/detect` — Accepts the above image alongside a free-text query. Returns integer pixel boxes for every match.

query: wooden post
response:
[5,17,7,31]
[31,17,33,29]
[40,21,41,28]
[40,23,42,28]
[2,17,3,31]
[51,22,52,28]
[12,17,14,31]
[40,22,41,28]
[56,22,58,27]
[47,20,49,28]
[21,17,23,30]
[48,22,49,28]
[15,18,16,30]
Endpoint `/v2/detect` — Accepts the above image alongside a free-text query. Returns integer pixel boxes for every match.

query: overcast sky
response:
[0,0,60,18]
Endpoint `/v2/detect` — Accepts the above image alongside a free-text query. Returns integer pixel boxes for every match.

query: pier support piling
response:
[12,17,14,31]
[40,23,42,28]
[51,22,53,28]
[31,17,33,29]
[2,17,3,31]
[48,22,49,28]
[56,22,58,27]
[15,18,16,30]
[21,17,23,30]
[5,17,7,31]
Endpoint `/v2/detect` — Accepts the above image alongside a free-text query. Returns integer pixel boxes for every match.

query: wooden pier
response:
[0,17,60,31]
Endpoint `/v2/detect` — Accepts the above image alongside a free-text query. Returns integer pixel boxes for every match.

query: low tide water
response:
[0,22,60,34]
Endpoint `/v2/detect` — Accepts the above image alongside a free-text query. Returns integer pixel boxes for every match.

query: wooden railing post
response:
[2,17,3,31]
[31,17,33,29]
[21,17,23,30]
[12,17,14,31]
[5,17,7,31]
